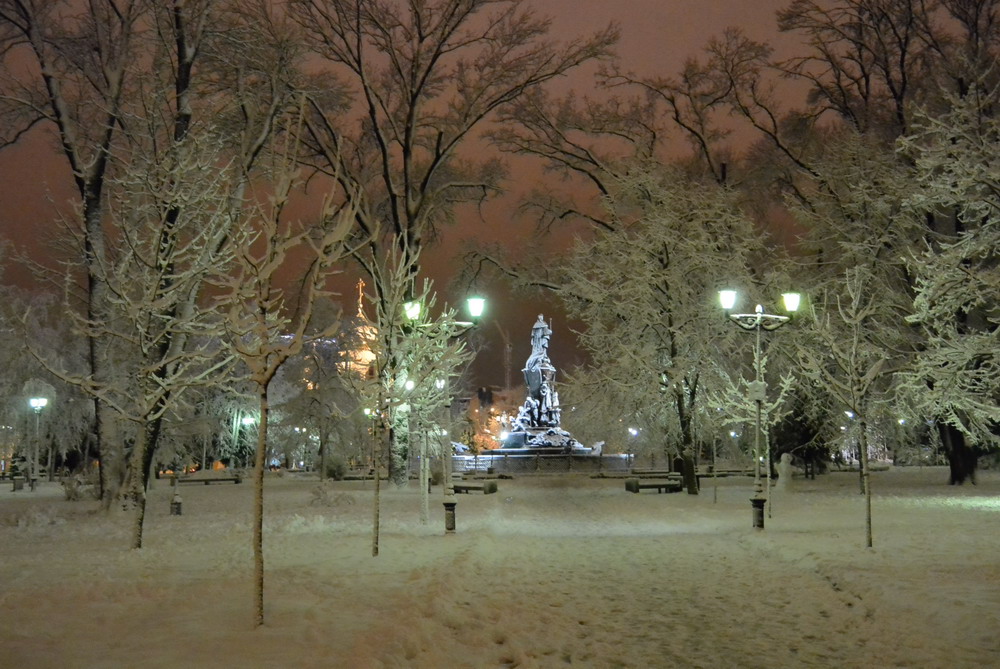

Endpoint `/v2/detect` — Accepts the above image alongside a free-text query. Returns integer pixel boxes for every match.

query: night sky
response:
[0,1,795,387]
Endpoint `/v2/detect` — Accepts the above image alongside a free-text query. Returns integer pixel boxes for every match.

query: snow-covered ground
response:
[1,466,998,668]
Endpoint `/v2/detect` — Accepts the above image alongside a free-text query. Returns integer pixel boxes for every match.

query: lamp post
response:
[240,414,256,469]
[28,397,48,490]
[441,295,486,534]
[719,290,799,529]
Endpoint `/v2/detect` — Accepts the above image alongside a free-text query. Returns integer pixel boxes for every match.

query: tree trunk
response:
[388,416,409,486]
[372,421,382,557]
[419,427,430,524]
[681,452,698,495]
[675,388,699,495]
[128,429,151,550]
[859,419,873,549]
[253,390,269,627]
[939,423,977,485]
[318,435,327,482]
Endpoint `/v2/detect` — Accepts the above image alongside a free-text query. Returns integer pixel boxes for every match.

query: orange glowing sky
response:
[0,1,800,385]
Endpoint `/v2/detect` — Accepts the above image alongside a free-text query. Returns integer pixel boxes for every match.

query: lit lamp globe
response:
[466,296,486,320]
[782,292,801,313]
[718,289,737,312]
[29,397,48,413]
[403,300,422,321]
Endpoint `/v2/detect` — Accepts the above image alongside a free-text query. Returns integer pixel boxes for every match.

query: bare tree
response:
[900,83,1000,481]
[1,0,307,503]
[27,140,242,548]
[214,139,358,625]
[556,167,777,493]
[286,0,616,480]
[797,269,899,549]
[1,0,144,498]
[354,253,473,550]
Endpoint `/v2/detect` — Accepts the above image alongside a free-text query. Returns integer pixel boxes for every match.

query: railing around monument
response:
[450,452,630,475]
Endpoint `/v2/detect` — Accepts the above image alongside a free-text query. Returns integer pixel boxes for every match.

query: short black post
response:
[751,494,765,529]
[170,477,183,515]
[443,500,457,534]
[170,492,183,516]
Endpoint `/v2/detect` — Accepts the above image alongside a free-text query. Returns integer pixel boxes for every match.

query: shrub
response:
[430,467,444,486]
[324,455,347,481]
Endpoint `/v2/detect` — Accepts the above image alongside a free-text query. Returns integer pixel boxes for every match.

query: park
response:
[2,465,998,668]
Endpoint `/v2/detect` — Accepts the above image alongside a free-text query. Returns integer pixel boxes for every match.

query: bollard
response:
[170,492,183,516]
[443,500,457,534]
[751,495,765,529]
[12,477,23,492]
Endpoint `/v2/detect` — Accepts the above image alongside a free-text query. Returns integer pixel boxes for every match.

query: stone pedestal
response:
[443,500,457,534]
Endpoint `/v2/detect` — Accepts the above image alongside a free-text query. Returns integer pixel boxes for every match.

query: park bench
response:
[453,480,498,495]
[625,477,682,494]
[173,475,242,485]
[703,468,755,477]
[630,469,682,478]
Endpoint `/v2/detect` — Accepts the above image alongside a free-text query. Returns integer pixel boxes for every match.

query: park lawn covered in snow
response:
[1,466,998,668]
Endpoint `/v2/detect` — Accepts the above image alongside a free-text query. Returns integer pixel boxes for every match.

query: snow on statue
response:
[502,314,582,452]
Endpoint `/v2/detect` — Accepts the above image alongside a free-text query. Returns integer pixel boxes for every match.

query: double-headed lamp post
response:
[28,397,48,487]
[719,290,800,529]
[400,294,486,534]
[442,295,486,533]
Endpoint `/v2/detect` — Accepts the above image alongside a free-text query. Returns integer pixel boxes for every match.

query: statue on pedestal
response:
[501,314,580,451]
[517,315,560,429]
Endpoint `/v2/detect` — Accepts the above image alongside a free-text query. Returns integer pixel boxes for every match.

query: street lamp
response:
[396,292,486,533]
[466,295,486,320]
[403,300,422,321]
[28,397,48,488]
[444,294,487,533]
[719,290,800,529]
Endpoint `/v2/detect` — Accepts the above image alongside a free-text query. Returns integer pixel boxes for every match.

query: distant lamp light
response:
[29,397,48,412]
[403,300,421,321]
[718,290,737,311]
[782,292,801,313]
[500,431,509,441]
[898,418,906,425]
[435,378,446,390]
[404,379,415,391]
[628,427,639,437]
[466,296,486,319]
[845,410,854,419]
[241,415,255,426]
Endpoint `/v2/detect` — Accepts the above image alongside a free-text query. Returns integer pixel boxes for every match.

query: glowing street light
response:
[466,295,486,320]
[403,300,422,321]
[28,397,48,489]
[719,289,800,529]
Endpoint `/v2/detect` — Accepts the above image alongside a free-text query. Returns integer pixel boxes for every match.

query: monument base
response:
[498,427,582,453]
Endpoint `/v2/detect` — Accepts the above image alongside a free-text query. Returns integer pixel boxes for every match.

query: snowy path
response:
[1,468,998,668]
